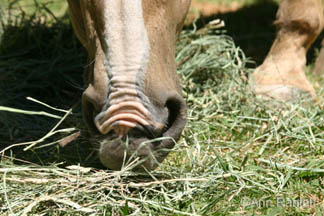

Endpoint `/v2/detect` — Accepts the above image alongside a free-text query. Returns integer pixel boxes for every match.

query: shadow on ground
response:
[0,9,104,168]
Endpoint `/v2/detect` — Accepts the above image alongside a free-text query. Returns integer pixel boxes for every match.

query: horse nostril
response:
[82,96,99,135]
[163,93,187,142]
[82,85,106,135]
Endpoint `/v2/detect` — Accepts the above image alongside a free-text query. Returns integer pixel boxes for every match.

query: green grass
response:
[1,1,324,215]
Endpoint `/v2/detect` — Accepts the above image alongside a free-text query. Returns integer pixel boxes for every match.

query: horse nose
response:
[97,92,187,170]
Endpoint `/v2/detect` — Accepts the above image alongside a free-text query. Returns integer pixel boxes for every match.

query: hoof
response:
[248,74,316,102]
[252,84,314,102]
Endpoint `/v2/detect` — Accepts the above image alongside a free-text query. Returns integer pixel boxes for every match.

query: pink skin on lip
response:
[95,101,151,137]
[100,101,149,123]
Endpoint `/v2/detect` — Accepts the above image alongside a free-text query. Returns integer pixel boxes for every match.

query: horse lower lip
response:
[97,135,168,170]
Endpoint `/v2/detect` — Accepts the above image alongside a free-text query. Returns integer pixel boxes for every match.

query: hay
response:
[1,1,324,215]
